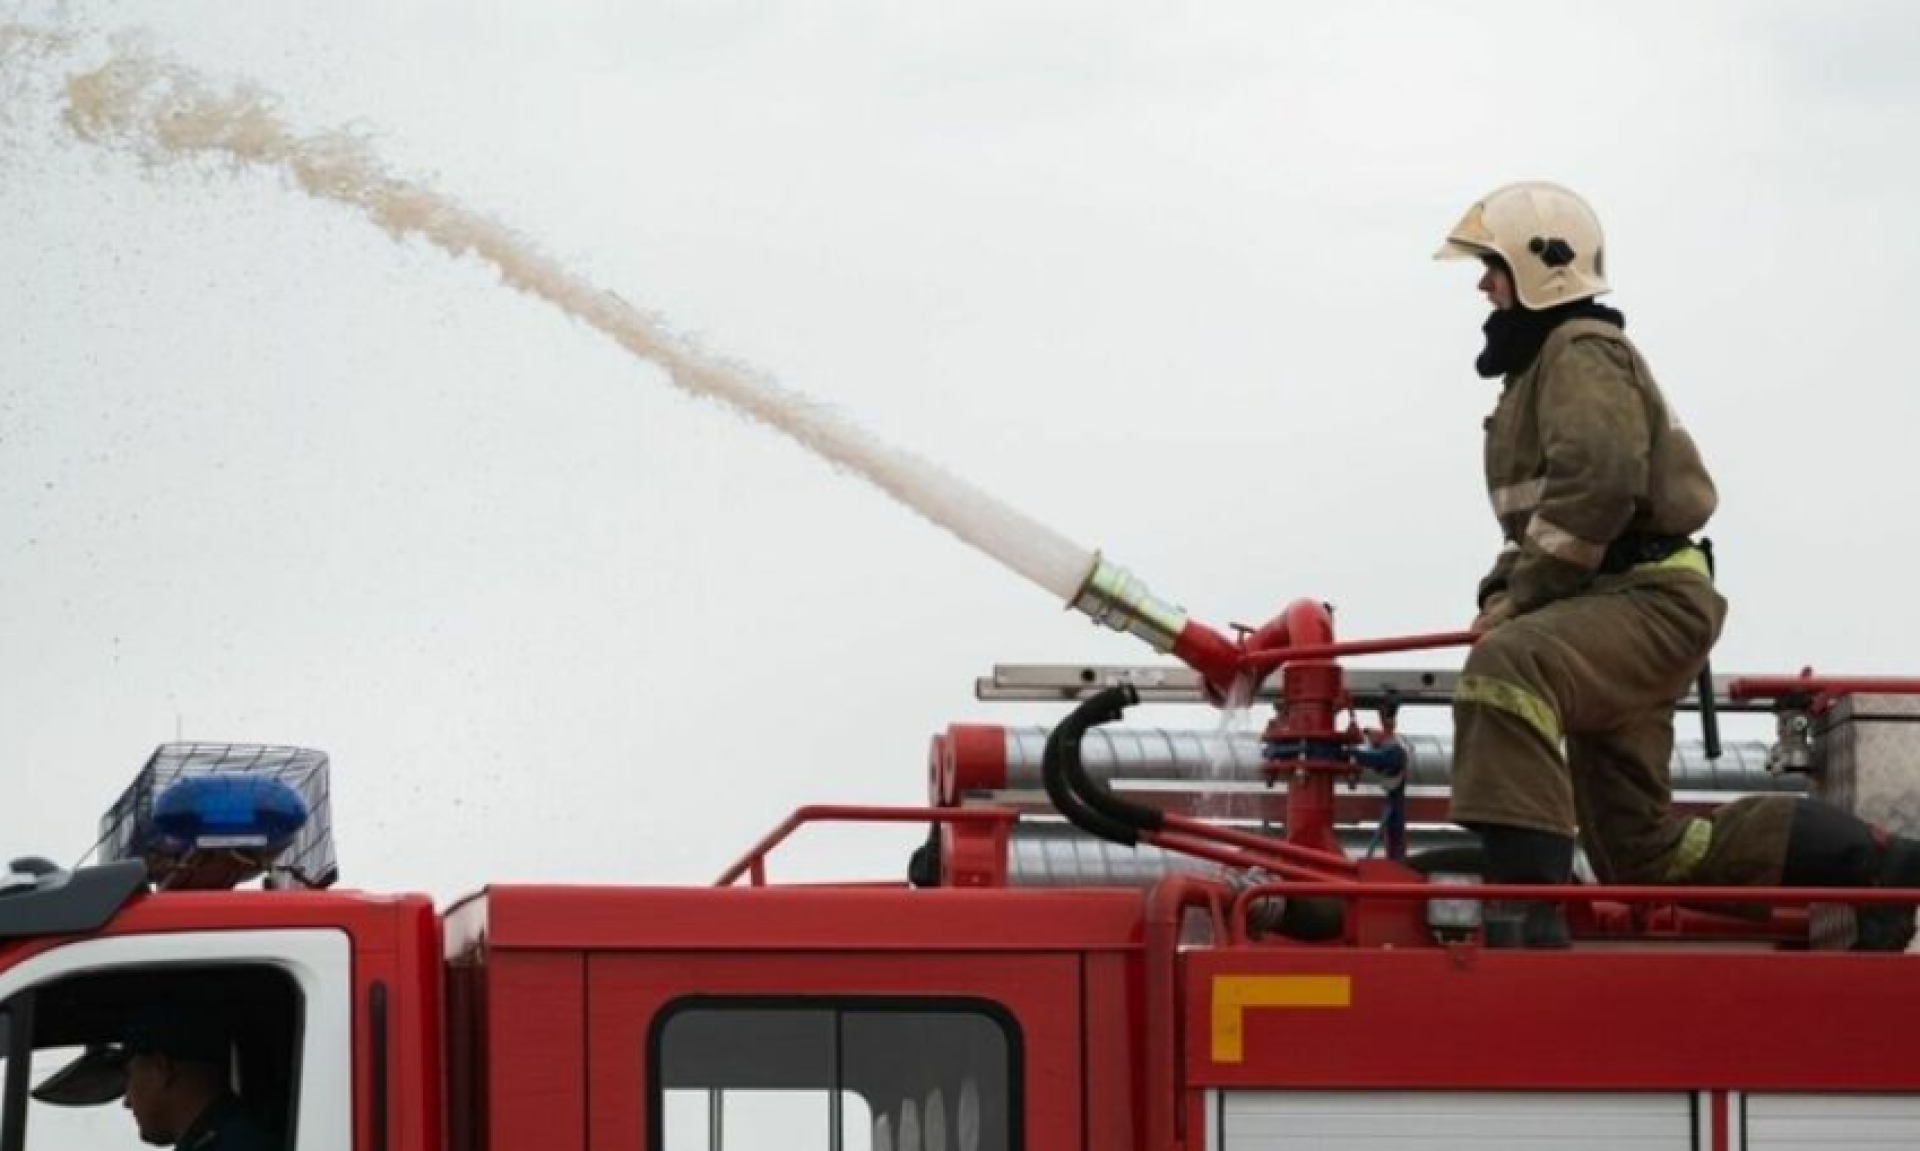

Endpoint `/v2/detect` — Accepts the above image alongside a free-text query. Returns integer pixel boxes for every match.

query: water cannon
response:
[1068,554,1471,700]
[1064,552,1480,890]
[1067,554,1242,698]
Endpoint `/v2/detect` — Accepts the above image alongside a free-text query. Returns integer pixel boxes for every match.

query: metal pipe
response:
[1156,810,1357,878]
[1239,628,1478,672]
[1266,612,1346,855]
[1242,597,1334,659]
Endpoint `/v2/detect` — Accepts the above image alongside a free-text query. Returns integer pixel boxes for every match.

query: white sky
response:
[4,1,1919,901]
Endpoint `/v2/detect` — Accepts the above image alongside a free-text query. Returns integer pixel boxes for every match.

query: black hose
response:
[1041,684,1165,845]
[1697,662,1722,760]
[1696,537,1722,761]
[1040,685,1137,844]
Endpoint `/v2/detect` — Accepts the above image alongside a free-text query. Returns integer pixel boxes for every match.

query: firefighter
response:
[1435,181,1920,948]
[118,1007,279,1151]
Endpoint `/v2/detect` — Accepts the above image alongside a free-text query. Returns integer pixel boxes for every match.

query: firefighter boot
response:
[1480,825,1575,949]
[1863,837,1920,952]
[1866,837,1920,953]
[1780,800,1920,952]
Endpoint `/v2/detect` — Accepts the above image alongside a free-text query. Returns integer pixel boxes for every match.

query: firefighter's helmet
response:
[1435,181,1609,310]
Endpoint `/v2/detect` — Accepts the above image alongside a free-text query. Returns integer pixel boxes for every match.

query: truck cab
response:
[0,864,441,1151]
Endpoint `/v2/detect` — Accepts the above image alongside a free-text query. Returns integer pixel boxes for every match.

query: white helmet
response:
[1435,181,1610,310]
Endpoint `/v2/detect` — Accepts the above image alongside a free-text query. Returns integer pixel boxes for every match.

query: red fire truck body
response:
[6,648,1920,1150]
[10,870,1919,1151]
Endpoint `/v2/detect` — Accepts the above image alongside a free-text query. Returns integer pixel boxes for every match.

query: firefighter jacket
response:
[1477,317,1717,614]
[174,1095,278,1151]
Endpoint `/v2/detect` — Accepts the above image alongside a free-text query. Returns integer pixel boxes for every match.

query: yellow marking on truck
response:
[1211,974,1352,1063]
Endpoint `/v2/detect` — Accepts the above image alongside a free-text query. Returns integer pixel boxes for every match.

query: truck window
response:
[653,1000,1017,1151]
[0,965,299,1151]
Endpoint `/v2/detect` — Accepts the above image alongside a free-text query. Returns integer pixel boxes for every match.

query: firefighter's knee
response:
[1594,816,1717,886]
[1454,673,1563,753]
[1597,840,1679,886]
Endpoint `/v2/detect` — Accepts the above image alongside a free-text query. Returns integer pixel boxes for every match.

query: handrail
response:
[1238,629,1477,674]
[713,804,1017,887]
[1145,876,1232,1151]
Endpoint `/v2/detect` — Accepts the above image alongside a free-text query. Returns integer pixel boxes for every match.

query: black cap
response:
[122,1003,233,1063]
[31,1044,129,1108]
[31,1003,232,1109]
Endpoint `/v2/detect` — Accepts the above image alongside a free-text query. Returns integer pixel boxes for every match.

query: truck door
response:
[585,951,1080,1151]
[0,929,352,1151]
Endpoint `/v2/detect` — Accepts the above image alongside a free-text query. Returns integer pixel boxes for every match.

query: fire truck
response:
[4,563,1920,1151]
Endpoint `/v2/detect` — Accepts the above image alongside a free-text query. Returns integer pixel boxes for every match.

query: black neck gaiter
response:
[1476,300,1626,379]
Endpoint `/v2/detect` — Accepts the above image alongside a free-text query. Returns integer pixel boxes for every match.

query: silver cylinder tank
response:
[965,727,1795,796]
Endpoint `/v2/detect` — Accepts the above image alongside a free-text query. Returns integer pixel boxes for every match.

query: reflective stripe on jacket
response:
[1476,318,1717,613]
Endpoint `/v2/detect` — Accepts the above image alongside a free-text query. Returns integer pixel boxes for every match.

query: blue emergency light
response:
[149,775,309,854]
[97,744,338,891]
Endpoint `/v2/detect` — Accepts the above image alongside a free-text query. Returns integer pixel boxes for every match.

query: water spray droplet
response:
[23,25,1100,604]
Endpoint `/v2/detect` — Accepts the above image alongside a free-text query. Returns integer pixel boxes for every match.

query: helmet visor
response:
[1434,238,1491,262]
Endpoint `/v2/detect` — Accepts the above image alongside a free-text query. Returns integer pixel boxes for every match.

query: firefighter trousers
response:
[1450,565,1796,885]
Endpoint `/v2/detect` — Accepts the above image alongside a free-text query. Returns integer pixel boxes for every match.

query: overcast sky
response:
[4,1,1919,902]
